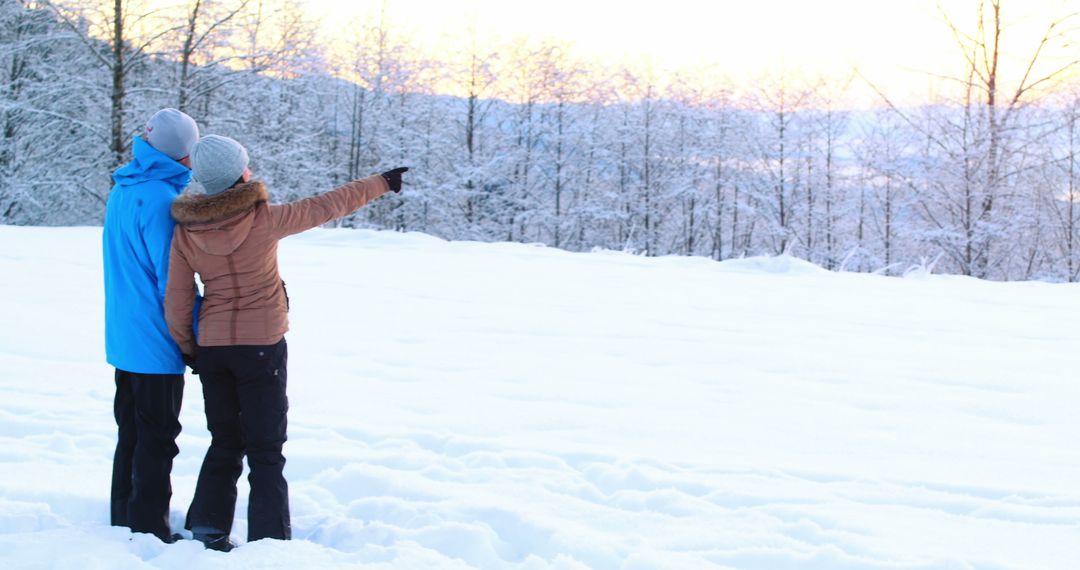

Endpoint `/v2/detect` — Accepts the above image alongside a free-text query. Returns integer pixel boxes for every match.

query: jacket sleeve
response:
[142,195,178,305]
[164,229,198,357]
[267,174,390,239]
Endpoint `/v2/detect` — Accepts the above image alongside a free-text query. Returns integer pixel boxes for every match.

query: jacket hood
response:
[112,137,192,190]
[171,181,268,256]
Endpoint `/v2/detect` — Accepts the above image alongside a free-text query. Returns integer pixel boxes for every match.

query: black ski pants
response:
[186,338,291,542]
[111,370,184,541]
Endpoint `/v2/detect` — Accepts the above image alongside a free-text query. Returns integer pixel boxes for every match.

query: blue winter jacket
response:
[104,137,195,374]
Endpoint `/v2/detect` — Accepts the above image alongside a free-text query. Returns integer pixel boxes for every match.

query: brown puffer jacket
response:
[164,175,389,356]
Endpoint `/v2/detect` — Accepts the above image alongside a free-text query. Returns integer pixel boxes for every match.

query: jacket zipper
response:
[226,254,240,344]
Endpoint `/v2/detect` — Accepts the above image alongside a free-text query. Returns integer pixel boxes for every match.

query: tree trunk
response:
[110,0,126,169]
[554,100,564,248]
[178,0,202,112]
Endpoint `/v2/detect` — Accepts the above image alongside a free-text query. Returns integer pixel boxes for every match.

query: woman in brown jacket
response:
[164,134,406,551]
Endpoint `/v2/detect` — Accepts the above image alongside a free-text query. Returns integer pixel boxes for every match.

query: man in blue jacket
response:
[103,108,199,542]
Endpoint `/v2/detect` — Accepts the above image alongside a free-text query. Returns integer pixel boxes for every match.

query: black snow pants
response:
[186,338,291,542]
[111,370,184,541]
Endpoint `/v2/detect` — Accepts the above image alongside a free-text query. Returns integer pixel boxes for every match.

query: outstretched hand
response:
[381,167,409,193]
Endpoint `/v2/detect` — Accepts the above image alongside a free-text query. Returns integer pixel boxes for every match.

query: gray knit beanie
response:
[145,108,199,160]
[191,135,250,196]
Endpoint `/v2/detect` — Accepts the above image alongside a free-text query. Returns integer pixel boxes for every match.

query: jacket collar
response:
[112,137,192,190]
[171,181,269,225]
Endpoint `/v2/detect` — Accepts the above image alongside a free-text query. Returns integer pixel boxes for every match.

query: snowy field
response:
[0,225,1077,570]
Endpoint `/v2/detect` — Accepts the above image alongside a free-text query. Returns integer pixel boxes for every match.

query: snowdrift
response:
[0,226,1076,569]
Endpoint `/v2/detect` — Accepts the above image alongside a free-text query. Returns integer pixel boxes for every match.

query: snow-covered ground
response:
[0,225,1077,570]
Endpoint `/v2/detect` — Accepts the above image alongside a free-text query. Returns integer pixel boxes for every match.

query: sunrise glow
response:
[303,0,1079,106]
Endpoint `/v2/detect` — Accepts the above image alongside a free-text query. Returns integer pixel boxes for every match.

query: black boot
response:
[163,532,185,544]
[193,528,236,552]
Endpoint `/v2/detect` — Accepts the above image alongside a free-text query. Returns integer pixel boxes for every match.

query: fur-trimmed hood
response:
[172,181,268,224]
[171,181,268,256]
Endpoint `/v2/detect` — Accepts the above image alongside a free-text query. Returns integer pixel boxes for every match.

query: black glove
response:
[182,353,199,375]
[380,167,409,193]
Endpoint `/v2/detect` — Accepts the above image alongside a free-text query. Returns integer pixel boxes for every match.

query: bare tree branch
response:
[40,0,112,70]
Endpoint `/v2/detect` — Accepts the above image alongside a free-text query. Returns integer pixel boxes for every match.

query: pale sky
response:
[304,0,1080,106]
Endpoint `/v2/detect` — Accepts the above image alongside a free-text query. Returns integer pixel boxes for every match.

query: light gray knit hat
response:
[191,135,250,196]
[145,108,199,160]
